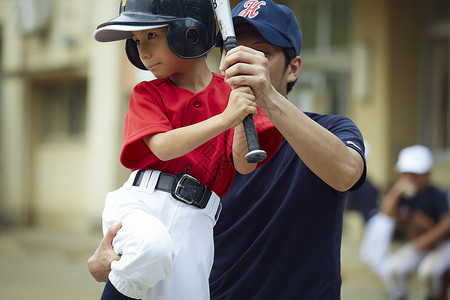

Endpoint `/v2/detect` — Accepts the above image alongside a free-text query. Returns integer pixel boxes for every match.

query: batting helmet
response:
[94,0,216,70]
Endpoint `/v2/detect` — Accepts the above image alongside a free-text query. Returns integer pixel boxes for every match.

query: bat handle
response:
[222,36,266,163]
[243,115,267,163]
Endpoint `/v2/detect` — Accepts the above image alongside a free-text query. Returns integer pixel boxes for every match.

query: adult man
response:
[360,145,450,300]
[88,1,366,299]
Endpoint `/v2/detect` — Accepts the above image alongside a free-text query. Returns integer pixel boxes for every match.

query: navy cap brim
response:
[216,16,293,50]
[232,16,293,49]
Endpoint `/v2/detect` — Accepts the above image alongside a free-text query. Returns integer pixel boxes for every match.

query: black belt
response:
[133,170,212,209]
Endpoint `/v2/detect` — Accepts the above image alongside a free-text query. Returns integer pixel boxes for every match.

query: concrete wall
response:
[351,0,422,188]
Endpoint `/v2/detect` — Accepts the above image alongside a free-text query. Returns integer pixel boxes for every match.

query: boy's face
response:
[131,27,184,79]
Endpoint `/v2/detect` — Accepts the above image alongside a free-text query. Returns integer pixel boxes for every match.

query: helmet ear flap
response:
[125,39,147,70]
[167,18,215,59]
[123,17,216,69]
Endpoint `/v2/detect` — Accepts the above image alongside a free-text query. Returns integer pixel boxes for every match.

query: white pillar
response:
[0,1,30,225]
[85,0,125,229]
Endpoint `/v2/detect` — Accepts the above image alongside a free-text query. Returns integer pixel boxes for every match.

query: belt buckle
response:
[174,173,199,205]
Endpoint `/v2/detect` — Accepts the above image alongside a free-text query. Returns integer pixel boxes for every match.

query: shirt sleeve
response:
[326,115,367,191]
[120,82,172,170]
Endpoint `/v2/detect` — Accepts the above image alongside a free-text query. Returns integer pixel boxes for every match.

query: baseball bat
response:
[211,0,267,164]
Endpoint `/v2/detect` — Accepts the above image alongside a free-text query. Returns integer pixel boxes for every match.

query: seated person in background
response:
[360,145,450,300]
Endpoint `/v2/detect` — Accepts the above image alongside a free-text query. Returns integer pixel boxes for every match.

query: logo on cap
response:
[238,0,266,18]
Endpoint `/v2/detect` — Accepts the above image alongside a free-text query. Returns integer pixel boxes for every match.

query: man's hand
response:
[381,174,416,217]
[87,222,122,282]
[220,45,274,106]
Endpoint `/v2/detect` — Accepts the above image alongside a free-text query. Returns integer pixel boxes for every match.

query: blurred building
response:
[0,0,449,233]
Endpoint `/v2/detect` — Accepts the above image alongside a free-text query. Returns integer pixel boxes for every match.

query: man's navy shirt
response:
[210,113,366,300]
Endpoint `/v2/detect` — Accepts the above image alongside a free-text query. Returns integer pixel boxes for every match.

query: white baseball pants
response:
[102,170,221,300]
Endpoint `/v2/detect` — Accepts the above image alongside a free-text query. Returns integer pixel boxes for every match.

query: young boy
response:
[92,0,280,299]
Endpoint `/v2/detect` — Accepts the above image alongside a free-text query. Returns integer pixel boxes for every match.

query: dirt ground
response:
[0,212,428,300]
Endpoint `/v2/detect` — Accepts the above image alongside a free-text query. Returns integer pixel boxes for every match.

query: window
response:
[421,0,450,152]
[0,33,3,161]
[299,3,318,50]
[423,40,450,151]
[288,0,351,115]
[34,79,86,141]
[330,1,351,48]
[297,0,351,52]
[424,0,450,23]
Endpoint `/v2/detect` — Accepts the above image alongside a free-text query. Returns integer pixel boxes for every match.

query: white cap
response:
[93,24,168,42]
[395,145,433,174]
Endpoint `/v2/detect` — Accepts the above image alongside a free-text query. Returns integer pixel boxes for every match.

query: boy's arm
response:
[144,87,257,162]
[231,87,257,174]
[232,122,257,174]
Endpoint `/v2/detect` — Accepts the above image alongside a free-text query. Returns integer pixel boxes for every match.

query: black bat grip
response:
[242,115,267,163]
[224,36,238,52]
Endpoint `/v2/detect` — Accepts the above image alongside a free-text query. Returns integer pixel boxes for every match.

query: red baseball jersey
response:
[121,73,281,197]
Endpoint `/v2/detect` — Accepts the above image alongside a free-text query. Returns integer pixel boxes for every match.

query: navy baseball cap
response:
[230,0,302,55]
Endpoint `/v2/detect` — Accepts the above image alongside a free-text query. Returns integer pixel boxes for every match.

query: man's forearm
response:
[417,214,450,250]
[87,251,111,282]
[259,92,364,191]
